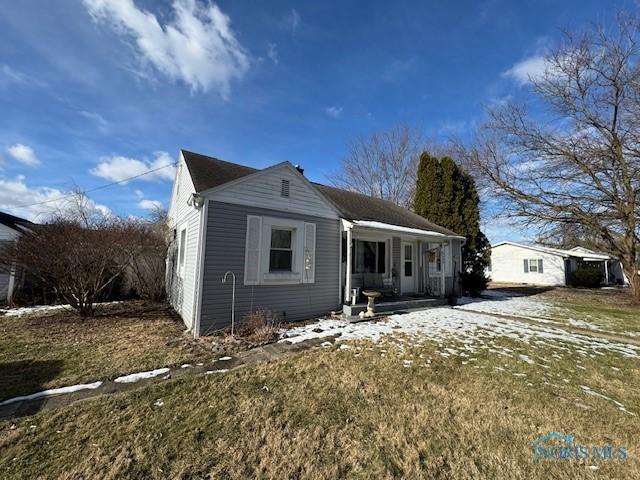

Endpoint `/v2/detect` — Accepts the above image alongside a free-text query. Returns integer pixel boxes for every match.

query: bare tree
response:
[332,125,425,207]
[457,13,640,299]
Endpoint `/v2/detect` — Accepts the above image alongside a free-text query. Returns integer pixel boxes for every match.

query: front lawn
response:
[0,301,205,401]
[1,306,638,479]
[541,288,640,337]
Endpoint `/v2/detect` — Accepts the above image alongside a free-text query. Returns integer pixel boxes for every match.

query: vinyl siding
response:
[167,152,203,328]
[199,202,340,333]
[0,224,18,241]
[490,243,566,286]
[207,164,338,219]
[0,226,19,303]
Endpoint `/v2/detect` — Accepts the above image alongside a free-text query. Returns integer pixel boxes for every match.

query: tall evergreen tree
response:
[414,152,490,293]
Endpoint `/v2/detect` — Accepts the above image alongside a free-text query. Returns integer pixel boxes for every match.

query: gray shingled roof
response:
[182,150,258,192]
[0,211,33,233]
[181,150,462,237]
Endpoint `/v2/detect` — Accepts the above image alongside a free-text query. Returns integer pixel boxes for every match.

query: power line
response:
[9,162,177,209]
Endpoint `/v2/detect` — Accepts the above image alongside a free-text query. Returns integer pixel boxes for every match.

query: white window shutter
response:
[303,222,316,283]
[244,215,262,285]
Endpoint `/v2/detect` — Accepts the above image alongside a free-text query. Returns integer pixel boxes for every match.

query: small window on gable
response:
[281,179,290,198]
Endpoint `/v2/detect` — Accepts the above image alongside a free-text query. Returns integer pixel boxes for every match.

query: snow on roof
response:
[352,220,465,239]
[491,241,611,260]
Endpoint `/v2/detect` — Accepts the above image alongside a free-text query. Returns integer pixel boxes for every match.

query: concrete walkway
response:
[0,336,335,420]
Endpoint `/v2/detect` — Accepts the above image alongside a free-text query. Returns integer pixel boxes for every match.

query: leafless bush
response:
[125,211,169,302]
[0,196,168,318]
[238,308,281,342]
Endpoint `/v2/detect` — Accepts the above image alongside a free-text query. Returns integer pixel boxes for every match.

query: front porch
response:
[340,219,463,317]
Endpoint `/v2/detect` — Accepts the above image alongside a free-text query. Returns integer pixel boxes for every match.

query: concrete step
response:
[343,297,447,318]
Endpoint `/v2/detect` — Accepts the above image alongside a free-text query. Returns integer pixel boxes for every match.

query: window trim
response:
[528,258,539,273]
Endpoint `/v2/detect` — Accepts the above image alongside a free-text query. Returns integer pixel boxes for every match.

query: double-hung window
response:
[524,258,544,273]
[269,228,293,272]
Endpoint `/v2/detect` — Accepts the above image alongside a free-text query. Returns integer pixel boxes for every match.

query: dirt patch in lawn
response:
[0,301,207,401]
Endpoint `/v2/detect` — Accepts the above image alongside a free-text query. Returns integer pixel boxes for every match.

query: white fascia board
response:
[352,220,464,240]
[492,241,570,258]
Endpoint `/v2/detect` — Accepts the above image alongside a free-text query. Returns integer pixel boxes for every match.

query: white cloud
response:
[0,64,28,84]
[284,8,301,32]
[6,144,40,167]
[324,106,343,118]
[84,0,249,99]
[267,43,279,64]
[0,175,110,222]
[502,54,548,85]
[90,151,176,183]
[78,110,109,132]
[138,199,163,211]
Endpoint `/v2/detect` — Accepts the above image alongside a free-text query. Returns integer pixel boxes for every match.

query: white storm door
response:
[401,241,416,294]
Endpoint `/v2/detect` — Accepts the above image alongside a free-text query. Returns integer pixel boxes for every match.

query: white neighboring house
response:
[490,241,626,287]
[0,211,33,304]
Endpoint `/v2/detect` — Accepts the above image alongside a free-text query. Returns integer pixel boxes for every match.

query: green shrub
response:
[569,266,603,288]
[459,270,490,297]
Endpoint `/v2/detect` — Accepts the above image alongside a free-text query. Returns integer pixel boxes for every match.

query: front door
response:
[401,242,416,294]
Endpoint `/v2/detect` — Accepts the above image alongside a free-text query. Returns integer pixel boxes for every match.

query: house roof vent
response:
[281,179,290,197]
[295,164,304,175]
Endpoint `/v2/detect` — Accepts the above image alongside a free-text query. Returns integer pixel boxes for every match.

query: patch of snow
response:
[568,319,602,331]
[455,290,552,319]
[217,356,232,361]
[580,385,635,416]
[0,304,70,317]
[518,354,534,364]
[0,301,122,317]
[205,369,229,374]
[113,368,170,384]
[180,364,193,369]
[153,399,164,407]
[0,381,103,406]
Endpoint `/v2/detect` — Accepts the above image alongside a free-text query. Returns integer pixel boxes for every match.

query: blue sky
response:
[0,0,628,241]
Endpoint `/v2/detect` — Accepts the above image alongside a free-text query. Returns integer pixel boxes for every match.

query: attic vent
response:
[281,179,290,197]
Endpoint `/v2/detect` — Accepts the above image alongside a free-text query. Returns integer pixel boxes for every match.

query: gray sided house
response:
[167,150,464,336]
[0,211,33,304]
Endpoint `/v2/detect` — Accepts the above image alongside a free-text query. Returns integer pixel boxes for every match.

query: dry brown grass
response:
[0,301,206,400]
[489,284,640,336]
[1,332,638,479]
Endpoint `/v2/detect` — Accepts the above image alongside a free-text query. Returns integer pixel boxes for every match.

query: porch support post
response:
[440,242,446,298]
[604,260,609,285]
[345,225,353,303]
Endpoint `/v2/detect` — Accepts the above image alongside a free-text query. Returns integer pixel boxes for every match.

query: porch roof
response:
[351,220,465,240]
